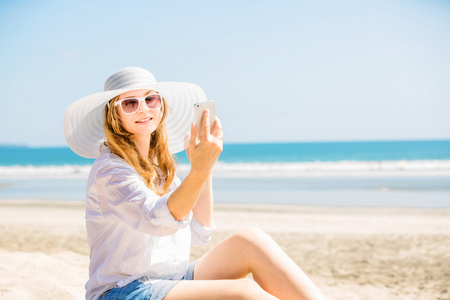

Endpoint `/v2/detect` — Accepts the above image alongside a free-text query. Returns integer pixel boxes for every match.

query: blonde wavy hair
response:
[103,93,176,196]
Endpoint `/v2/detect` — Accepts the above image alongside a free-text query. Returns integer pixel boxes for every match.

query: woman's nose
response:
[137,99,150,113]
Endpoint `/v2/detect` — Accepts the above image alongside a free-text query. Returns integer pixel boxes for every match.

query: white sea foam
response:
[0,165,93,179]
[195,160,450,177]
[1,160,450,179]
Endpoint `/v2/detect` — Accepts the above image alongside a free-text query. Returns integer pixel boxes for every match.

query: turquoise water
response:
[1,140,449,207]
[215,140,450,163]
[1,140,449,166]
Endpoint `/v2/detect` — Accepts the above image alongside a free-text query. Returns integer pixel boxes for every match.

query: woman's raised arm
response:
[167,110,223,221]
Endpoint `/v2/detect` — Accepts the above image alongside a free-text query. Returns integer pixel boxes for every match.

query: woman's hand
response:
[187,109,223,179]
[167,109,222,221]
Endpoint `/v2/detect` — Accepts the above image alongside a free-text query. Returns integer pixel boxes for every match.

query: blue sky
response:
[0,0,449,147]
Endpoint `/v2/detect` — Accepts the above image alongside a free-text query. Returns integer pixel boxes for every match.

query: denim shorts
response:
[98,261,196,300]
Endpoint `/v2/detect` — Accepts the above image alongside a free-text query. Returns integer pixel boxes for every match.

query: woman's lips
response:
[135,117,152,123]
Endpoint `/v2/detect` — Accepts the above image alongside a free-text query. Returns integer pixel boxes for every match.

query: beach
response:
[0,200,449,299]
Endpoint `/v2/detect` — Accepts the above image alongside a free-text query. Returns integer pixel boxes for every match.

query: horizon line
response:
[1,138,450,149]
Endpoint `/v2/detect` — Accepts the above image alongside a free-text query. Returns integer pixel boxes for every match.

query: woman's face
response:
[116,89,162,139]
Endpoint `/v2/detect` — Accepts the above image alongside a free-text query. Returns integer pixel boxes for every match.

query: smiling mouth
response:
[136,117,152,123]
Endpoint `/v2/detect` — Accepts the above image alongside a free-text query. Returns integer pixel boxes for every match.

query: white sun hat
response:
[63,67,207,158]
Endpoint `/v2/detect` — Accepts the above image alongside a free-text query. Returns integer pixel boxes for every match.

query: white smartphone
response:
[194,101,216,127]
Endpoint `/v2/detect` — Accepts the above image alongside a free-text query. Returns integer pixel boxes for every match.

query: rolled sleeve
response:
[190,217,216,247]
[91,156,192,237]
[149,192,193,230]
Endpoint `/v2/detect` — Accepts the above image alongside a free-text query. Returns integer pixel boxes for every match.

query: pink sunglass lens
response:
[145,95,161,109]
[121,99,139,113]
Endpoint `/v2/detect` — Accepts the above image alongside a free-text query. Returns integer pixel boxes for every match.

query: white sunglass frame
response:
[114,93,162,114]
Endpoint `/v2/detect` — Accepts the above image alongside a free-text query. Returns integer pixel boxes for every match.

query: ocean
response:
[1,140,449,207]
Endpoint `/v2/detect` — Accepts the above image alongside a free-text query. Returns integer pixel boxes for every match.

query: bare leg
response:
[166,227,327,300]
[164,228,326,300]
[164,278,278,300]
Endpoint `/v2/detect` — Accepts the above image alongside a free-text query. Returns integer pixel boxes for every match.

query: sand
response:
[0,200,449,300]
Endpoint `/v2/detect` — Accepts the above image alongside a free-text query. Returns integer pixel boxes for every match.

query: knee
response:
[230,278,267,299]
[234,226,273,245]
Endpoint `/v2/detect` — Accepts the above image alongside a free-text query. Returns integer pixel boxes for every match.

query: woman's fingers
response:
[190,113,222,148]
[189,123,198,150]
[211,117,223,139]
[187,111,223,173]
[199,109,210,141]
[185,133,191,157]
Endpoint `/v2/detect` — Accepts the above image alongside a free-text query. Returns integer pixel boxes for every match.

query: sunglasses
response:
[114,93,162,114]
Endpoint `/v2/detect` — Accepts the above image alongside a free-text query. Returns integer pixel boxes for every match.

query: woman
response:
[64,67,327,300]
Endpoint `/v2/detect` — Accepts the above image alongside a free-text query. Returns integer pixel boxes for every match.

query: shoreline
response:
[2,174,450,209]
[0,200,449,299]
[2,197,450,211]
[2,159,450,179]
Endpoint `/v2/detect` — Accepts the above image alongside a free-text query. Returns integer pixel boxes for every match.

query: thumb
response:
[184,132,190,149]
[189,123,198,150]
[185,133,190,157]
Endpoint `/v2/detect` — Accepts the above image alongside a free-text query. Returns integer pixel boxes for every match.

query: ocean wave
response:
[1,160,450,179]
[0,165,93,179]
[179,160,450,177]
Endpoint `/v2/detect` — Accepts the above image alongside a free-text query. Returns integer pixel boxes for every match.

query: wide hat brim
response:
[64,82,207,158]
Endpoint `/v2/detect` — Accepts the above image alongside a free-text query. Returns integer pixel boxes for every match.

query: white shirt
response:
[85,148,215,300]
